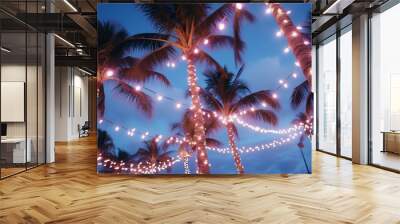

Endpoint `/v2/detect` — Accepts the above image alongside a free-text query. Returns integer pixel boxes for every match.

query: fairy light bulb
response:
[157,95,163,101]
[261,102,267,107]
[279,79,284,84]
[98,119,103,124]
[171,62,176,68]
[203,39,209,45]
[283,19,288,24]
[272,93,278,99]
[166,62,171,67]
[176,103,182,109]
[296,26,302,30]
[235,3,243,10]
[135,85,141,91]
[284,47,290,53]
[304,40,310,46]
[292,73,298,78]
[283,83,288,88]
[265,7,272,14]
[114,126,120,132]
[276,30,282,37]
[106,70,114,77]
[218,22,225,30]
[292,31,298,37]
[194,48,199,54]
[181,55,187,61]
[287,10,292,15]
[295,61,300,67]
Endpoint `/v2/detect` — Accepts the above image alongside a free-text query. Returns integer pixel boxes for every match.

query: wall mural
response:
[97,3,312,175]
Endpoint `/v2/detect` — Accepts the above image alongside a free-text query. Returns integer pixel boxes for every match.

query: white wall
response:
[54,67,89,141]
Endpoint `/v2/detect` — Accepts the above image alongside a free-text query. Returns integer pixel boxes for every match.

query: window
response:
[317,36,337,154]
[370,3,400,171]
[339,28,352,158]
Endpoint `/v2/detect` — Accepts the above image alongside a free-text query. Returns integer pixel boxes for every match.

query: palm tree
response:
[133,137,174,174]
[121,4,254,174]
[97,22,170,118]
[98,129,115,158]
[269,4,314,134]
[269,3,311,81]
[168,109,223,174]
[201,66,280,174]
[292,112,312,173]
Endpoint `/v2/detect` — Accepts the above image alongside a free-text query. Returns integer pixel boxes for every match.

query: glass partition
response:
[0,1,46,179]
[317,35,337,154]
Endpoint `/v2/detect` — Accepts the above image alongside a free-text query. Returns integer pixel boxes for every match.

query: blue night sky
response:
[98,3,312,174]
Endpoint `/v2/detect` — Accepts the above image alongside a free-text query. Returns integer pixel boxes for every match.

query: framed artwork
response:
[97,3,312,175]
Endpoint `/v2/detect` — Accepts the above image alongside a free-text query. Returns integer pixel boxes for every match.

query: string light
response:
[135,85,141,91]
[176,103,182,109]
[296,26,302,30]
[235,3,243,10]
[265,7,272,14]
[284,47,290,53]
[291,31,298,37]
[218,22,226,30]
[276,30,282,37]
[207,131,303,154]
[292,73,298,78]
[98,154,181,174]
[157,95,163,101]
[304,40,310,46]
[181,55,187,61]
[106,70,114,77]
[193,48,199,54]
[272,93,278,99]
[233,117,306,135]
[114,126,120,132]
[203,39,209,45]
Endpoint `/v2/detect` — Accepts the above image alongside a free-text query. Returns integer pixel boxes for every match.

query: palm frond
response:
[194,50,225,73]
[199,88,224,112]
[233,8,255,65]
[244,109,278,126]
[113,81,153,117]
[306,92,314,116]
[122,33,172,54]
[291,80,310,109]
[232,90,280,113]
[195,4,234,37]
[98,83,105,118]
[137,5,178,32]
[136,44,177,71]
[121,68,171,86]
[206,138,223,148]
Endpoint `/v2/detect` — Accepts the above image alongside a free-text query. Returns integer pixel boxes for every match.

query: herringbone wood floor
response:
[1,136,400,224]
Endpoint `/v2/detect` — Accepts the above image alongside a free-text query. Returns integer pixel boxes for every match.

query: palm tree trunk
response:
[226,123,244,174]
[187,58,209,174]
[269,3,311,82]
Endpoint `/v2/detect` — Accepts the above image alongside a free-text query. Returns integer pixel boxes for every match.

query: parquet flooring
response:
[1,136,400,223]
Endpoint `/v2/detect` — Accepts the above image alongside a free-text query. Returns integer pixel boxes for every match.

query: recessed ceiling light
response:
[63,0,78,12]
